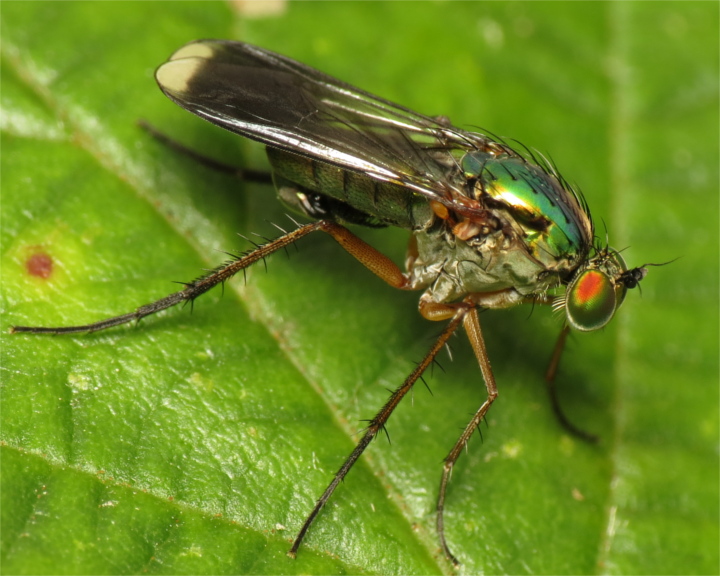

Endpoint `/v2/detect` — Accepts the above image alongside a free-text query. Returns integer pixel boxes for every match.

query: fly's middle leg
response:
[288,304,469,558]
[436,304,498,567]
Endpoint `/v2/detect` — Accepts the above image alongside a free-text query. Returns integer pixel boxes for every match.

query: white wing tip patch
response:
[156,58,204,94]
[169,41,215,61]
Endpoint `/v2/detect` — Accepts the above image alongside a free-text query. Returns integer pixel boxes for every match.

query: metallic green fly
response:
[12,40,652,565]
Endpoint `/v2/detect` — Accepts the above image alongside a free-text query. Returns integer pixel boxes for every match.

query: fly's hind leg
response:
[11,220,411,335]
[13,214,420,557]
[11,222,328,334]
[138,119,273,184]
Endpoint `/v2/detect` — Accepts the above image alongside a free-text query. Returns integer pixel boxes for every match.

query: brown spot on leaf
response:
[26,252,53,279]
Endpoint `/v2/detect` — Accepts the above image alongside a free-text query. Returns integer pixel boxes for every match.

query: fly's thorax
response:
[407,220,564,306]
[267,147,433,230]
[462,152,593,263]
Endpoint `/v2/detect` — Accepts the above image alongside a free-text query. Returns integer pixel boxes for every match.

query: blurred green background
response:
[2,2,717,575]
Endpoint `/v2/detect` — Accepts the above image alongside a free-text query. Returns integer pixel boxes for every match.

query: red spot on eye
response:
[26,252,53,279]
[575,270,604,304]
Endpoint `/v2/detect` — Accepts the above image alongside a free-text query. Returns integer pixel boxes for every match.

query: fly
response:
[11,41,655,565]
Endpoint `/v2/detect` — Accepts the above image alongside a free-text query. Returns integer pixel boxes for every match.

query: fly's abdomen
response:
[267,147,433,230]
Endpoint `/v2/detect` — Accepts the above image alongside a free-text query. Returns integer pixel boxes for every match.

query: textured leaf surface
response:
[2,3,717,575]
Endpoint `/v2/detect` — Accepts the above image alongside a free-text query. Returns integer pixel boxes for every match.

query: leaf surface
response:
[2,3,717,575]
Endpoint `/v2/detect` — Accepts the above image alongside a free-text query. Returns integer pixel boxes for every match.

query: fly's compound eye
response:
[565,269,618,331]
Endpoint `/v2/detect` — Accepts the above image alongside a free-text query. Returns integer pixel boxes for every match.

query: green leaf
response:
[2,3,717,575]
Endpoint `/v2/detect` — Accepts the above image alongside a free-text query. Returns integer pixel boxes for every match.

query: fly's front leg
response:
[523,295,598,442]
[544,325,598,442]
[437,306,498,567]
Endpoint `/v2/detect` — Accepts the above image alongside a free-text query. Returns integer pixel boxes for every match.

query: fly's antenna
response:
[639,257,680,268]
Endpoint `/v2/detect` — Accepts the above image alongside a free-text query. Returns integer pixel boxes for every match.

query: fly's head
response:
[557,247,649,332]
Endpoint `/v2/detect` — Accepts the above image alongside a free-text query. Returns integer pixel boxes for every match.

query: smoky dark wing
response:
[155,40,490,203]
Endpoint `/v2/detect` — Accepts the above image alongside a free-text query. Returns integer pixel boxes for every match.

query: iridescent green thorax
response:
[461,153,592,260]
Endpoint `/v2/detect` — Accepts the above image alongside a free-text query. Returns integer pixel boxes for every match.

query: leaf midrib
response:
[3,37,448,574]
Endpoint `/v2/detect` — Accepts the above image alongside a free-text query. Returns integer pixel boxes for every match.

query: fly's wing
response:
[155,40,493,207]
